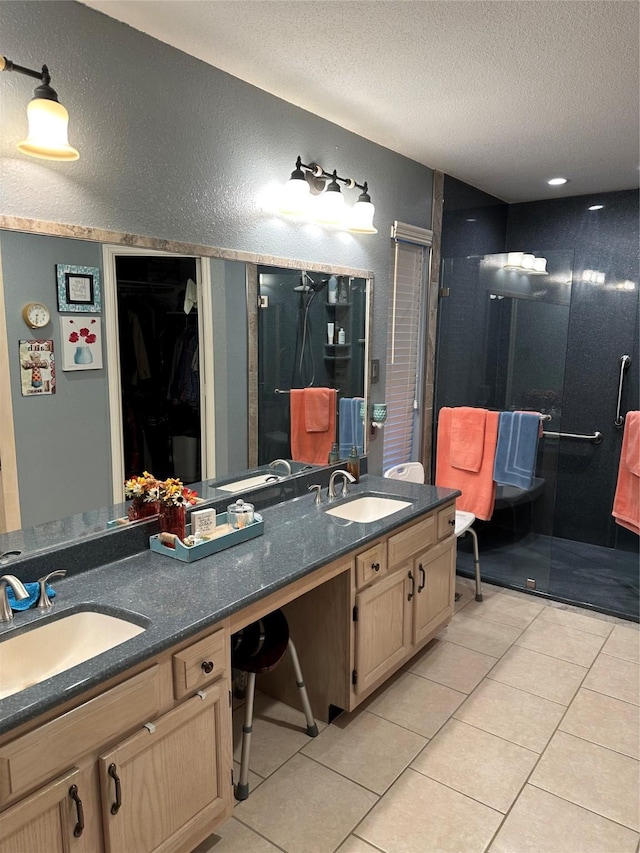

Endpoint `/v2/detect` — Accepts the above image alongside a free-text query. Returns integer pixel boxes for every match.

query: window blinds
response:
[383,239,427,470]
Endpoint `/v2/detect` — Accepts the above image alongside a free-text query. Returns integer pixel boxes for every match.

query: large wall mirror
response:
[0,222,373,554]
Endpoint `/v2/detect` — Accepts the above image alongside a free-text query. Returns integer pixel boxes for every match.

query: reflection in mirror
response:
[484,294,569,417]
[257,266,368,465]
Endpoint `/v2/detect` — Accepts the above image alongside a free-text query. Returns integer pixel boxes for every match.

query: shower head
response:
[293,273,328,294]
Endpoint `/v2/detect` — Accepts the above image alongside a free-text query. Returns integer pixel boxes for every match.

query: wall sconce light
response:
[279,156,377,234]
[503,252,547,275]
[1,54,79,161]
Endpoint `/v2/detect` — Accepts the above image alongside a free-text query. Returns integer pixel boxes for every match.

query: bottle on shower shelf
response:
[337,276,348,303]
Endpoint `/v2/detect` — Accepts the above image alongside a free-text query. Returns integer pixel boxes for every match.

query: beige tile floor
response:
[194,578,640,853]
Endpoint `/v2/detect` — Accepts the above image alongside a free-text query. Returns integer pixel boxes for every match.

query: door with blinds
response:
[383,224,431,471]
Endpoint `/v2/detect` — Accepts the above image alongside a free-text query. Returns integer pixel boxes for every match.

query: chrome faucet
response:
[269,458,292,476]
[0,574,29,623]
[36,569,67,610]
[328,470,356,499]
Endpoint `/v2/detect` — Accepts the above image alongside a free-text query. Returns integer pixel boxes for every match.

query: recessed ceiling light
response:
[547,177,569,186]
[588,204,604,211]
[466,218,477,222]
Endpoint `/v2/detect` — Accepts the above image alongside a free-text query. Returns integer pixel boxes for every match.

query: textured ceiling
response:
[81,0,639,203]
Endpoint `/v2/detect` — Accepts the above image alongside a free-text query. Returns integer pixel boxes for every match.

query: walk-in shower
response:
[434,250,639,621]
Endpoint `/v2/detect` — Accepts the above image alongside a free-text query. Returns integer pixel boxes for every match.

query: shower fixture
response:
[279,156,377,234]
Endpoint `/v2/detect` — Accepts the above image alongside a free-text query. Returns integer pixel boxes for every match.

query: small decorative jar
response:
[158,504,186,545]
[127,497,159,522]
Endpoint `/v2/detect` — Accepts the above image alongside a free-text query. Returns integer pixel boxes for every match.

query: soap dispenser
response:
[347,446,360,482]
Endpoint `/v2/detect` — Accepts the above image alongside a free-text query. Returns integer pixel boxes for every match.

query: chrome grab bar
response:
[543,430,602,443]
[614,354,631,428]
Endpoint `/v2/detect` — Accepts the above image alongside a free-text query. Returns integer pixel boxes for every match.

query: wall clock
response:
[22,302,51,329]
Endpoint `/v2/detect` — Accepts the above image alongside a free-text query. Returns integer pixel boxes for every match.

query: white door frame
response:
[102,245,215,502]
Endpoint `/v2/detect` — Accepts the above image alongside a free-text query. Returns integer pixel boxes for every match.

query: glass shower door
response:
[434,251,573,596]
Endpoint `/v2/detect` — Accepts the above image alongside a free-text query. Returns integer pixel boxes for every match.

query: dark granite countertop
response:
[0,475,458,736]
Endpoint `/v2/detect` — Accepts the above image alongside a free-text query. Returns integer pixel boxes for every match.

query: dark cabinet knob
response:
[448,518,455,526]
[201,660,214,674]
[371,562,380,572]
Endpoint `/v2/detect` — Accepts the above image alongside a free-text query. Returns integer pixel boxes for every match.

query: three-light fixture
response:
[1,54,79,161]
[503,252,548,275]
[279,156,377,234]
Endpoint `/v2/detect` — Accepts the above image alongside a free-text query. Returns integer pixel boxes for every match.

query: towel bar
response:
[542,430,602,443]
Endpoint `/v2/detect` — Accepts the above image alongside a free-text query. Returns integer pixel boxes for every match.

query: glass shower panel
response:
[434,251,573,596]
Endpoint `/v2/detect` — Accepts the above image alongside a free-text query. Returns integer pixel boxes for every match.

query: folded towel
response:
[290,388,337,464]
[435,407,499,521]
[624,410,640,477]
[339,397,365,458]
[450,407,487,472]
[304,387,333,432]
[613,411,640,535]
[515,410,544,438]
[493,412,540,490]
[7,582,55,611]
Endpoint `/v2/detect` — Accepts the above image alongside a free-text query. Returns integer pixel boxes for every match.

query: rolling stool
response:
[231,608,318,800]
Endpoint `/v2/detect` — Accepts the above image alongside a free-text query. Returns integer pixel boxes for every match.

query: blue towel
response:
[339,397,365,458]
[7,582,55,611]
[493,412,540,490]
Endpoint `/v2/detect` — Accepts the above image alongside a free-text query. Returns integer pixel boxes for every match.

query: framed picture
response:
[60,316,103,371]
[19,340,56,395]
[56,264,101,313]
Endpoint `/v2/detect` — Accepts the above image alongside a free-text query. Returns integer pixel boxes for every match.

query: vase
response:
[127,496,159,521]
[159,504,186,545]
[74,345,93,365]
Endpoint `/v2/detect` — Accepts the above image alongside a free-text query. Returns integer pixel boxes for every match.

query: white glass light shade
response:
[278,175,311,216]
[521,253,535,271]
[315,185,346,226]
[18,98,79,161]
[348,198,378,233]
[531,257,548,274]
[504,251,523,269]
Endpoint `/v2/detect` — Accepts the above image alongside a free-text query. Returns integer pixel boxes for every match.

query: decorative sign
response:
[56,264,101,313]
[19,340,56,396]
[60,316,103,371]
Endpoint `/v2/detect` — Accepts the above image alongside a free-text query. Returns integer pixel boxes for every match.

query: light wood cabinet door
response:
[0,767,96,853]
[412,538,455,646]
[354,567,412,695]
[99,682,232,853]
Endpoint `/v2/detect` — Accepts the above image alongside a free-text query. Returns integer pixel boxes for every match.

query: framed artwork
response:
[19,340,56,396]
[60,316,103,371]
[56,264,101,313]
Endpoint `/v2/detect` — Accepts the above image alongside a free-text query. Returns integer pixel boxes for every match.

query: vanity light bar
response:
[280,156,377,234]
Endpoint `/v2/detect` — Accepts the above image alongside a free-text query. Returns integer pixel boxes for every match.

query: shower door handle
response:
[614,355,631,428]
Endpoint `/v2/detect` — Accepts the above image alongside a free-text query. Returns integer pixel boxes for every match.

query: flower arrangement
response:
[67,318,98,345]
[124,471,159,503]
[157,478,199,507]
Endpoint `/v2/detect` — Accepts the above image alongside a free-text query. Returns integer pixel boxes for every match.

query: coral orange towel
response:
[290,388,337,465]
[450,407,487,471]
[435,407,499,520]
[613,411,640,536]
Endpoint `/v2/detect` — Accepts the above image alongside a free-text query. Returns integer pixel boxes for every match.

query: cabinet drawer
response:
[437,503,456,540]
[172,627,229,700]
[355,541,387,588]
[387,514,436,566]
[0,666,159,805]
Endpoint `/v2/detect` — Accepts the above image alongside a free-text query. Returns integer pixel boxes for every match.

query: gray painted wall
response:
[1,231,111,525]
[1,1,434,520]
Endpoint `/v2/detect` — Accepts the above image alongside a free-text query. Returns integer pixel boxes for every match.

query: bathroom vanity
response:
[0,476,458,853]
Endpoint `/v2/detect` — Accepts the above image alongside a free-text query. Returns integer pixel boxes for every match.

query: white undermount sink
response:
[0,610,146,700]
[325,495,412,523]
[216,474,280,492]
